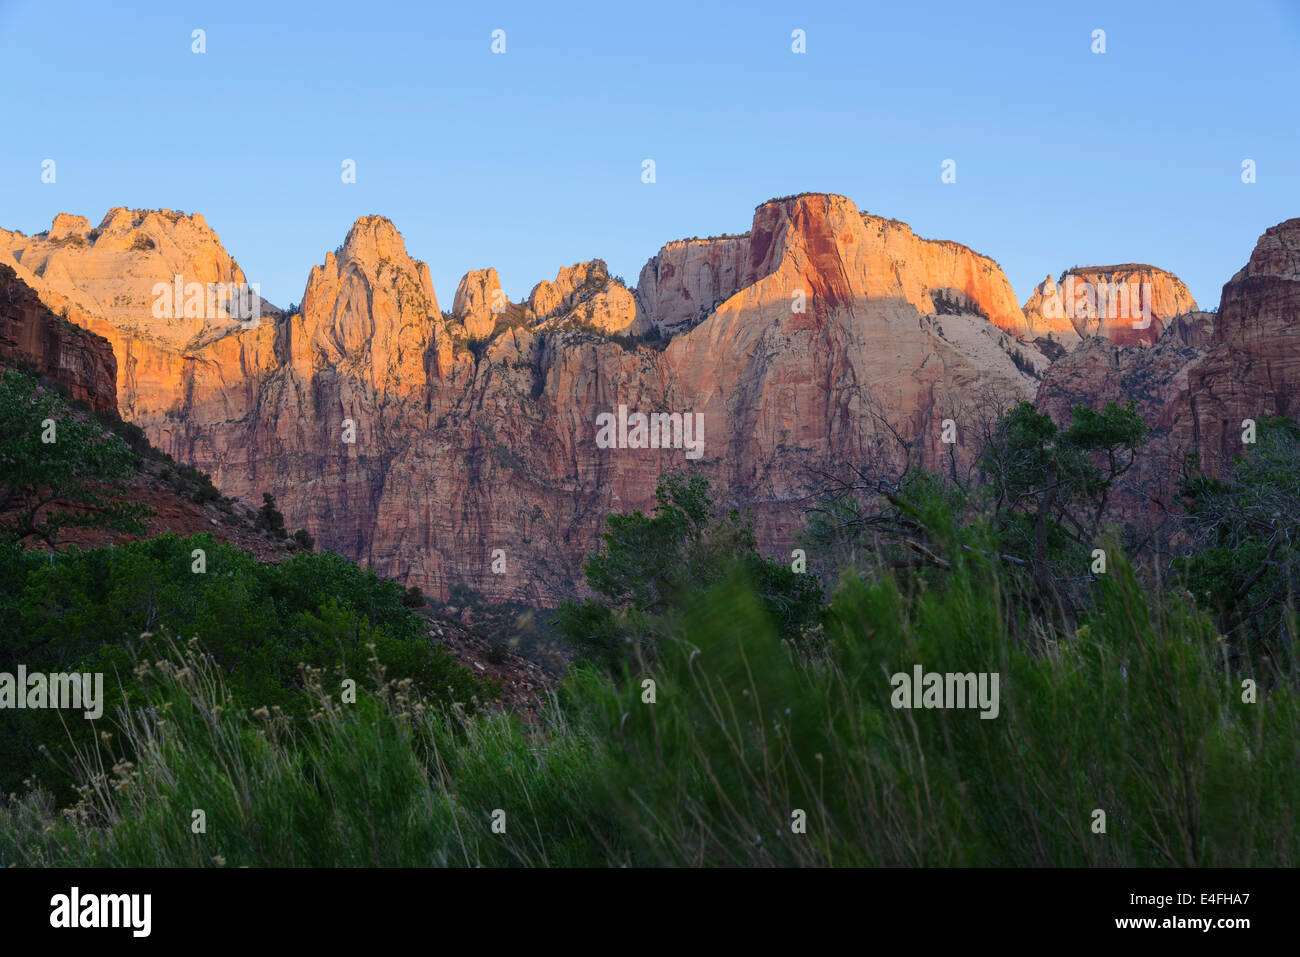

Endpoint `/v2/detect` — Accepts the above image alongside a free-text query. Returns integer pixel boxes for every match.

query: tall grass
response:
[4,545,1297,867]
[0,637,617,867]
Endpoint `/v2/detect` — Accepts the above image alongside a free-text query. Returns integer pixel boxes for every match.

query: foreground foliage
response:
[555,473,825,674]
[0,535,493,799]
[4,525,1295,867]
[3,397,1297,867]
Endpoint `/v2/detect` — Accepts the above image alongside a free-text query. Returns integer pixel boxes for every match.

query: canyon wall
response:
[8,195,1291,603]
[19,194,1261,602]
[0,262,117,414]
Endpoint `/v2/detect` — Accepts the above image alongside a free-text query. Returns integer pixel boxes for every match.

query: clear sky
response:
[1,0,1296,311]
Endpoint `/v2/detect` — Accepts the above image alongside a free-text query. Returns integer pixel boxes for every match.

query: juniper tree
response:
[0,369,150,547]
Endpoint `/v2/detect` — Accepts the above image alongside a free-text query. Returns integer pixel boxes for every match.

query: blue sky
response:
[1,0,1296,311]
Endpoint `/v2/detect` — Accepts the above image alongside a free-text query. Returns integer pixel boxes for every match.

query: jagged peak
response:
[1227,218,1300,283]
[25,208,217,247]
[453,267,502,303]
[340,215,408,264]
[347,213,400,234]
[453,268,509,341]
[527,259,620,314]
[524,259,637,335]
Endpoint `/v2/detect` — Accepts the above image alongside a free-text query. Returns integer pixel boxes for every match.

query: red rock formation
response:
[0,262,117,414]
[0,209,276,420]
[635,234,750,334]
[3,195,1048,603]
[637,197,1035,339]
[1176,219,1300,465]
[525,260,639,334]
[1037,219,1300,512]
[453,268,505,341]
[1023,265,1198,348]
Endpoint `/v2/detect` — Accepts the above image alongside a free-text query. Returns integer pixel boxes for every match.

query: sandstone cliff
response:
[1023,265,1198,348]
[3,195,1053,603]
[1177,218,1300,465]
[636,197,1039,340]
[0,209,277,421]
[1037,219,1300,512]
[0,262,117,414]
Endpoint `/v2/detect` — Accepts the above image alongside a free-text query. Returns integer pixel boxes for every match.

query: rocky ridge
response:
[5,193,1252,603]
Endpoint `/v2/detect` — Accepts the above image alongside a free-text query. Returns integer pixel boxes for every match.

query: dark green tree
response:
[0,369,150,547]
[557,472,824,674]
[804,399,1148,634]
[0,533,493,797]
[978,400,1147,621]
[1178,415,1300,669]
[256,492,288,539]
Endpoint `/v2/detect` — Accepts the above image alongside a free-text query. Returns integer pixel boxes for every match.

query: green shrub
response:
[0,534,494,799]
[255,493,287,538]
[0,635,615,867]
[5,540,1295,866]
[0,369,151,546]
[557,472,825,674]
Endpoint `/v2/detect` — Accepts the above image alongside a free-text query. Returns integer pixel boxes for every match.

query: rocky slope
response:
[1035,312,1216,428]
[0,194,1102,603]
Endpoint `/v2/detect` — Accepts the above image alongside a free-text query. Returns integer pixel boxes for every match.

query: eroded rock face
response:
[0,263,117,414]
[1177,219,1300,465]
[636,197,1036,341]
[526,260,639,335]
[663,195,1046,483]
[1035,315,1214,433]
[635,235,752,335]
[5,194,1049,603]
[1214,219,1300,352]
[0,209,276,420]
[1037,220,1299,502]
[453,268,505,341]
[288,215,441,395]
[1023,265,1198,348]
